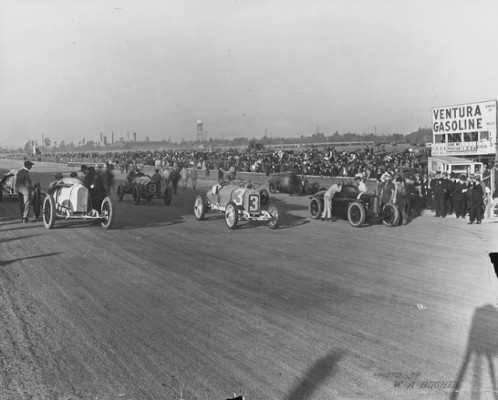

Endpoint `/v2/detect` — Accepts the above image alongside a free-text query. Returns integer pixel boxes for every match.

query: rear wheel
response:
[100,196,115,229]
[291,183,302,196]
[267,201,280,229]
[194,196,206,220]
[42,195,56,229]
[382,203,400,227]
[117,184,125,201]
[347,201,366,227]
[225,202,238,229]
[309,197,322,219]
[132,186,140,205]
[164,187,172,205]
[32,182,42,219]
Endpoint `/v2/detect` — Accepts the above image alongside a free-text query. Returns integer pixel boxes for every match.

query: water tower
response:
[196,120,205,142]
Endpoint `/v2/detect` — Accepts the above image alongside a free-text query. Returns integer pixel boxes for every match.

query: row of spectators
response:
[38,145,435,180]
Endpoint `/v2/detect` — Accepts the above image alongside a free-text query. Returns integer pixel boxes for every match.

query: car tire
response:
[347,201,366,227]
[309,197,322,219]
[164,187,172,206]
[100,196,115,229]
[32,182,42,219]
[269,182,277,194]
[42,194,56,229]
[260,188,270,206]
[225,201,238,229]
[382,202,401,227]
[267,201,280,229]
[194,195,206,220]
[117,184,125,201]
[132,186,140,205]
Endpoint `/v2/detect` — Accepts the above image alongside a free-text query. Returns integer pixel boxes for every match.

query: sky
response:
[2,0,498,149]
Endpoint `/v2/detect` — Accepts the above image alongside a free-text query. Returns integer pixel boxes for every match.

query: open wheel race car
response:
[309,183,401,227]
[193,181,279,229]
[1,169,44,218]
[42,178,115,229]
[117,174,172,206]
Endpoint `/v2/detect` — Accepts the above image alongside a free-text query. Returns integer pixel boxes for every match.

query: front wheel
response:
[164,187,172,206]
[132,186,140,205]
[260,188,270,206]
[194,195,206,220]
[117,184,125,201]
[100,196,115,229]
[347,201,366,227]
[309,197,322,219]
[32,182,42,219]
[267,201,280,229]
[382,202,400,227]
[225,201,239,229]
[42,194,56,229]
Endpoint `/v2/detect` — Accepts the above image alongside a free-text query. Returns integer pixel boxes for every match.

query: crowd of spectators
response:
[38,145,435,181]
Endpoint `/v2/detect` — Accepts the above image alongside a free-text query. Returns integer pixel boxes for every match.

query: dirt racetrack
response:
[0,160,497,400]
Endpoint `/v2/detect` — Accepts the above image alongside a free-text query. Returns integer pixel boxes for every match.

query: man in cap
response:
[379,173,395,205]
[16,160,34,222]
[453,174,468,219]
[353,173,367,196]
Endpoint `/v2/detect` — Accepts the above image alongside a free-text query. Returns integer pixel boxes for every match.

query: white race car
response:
[42,177,115,229]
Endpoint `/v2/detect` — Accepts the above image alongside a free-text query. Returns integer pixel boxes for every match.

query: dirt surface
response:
[0,160,497,400]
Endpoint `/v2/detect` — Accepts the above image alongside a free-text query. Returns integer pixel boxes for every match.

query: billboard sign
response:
[431,100,497,156]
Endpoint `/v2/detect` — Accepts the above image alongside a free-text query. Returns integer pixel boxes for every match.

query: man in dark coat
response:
[468,178,484,224]
[453,175,467,219]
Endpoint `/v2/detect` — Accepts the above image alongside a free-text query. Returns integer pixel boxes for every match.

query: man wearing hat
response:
[15,160,34,223]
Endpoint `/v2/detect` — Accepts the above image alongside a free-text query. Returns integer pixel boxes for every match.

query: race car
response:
[42,177,115,229]
[308,183,401,227]
[117,174,172,205]
[1,169,43,218]
[193,181,279,229]
[267,172,308,195]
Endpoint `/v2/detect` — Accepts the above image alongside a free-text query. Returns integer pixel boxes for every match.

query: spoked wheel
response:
[42,195,56,229]
[382,203,401,227]
[164,187,172,206]
[117,184,125,201]
[32,182,42,219]
[194,195,206,220]
[267,201,280,229]
[260,188,270,206]
[225,201,238,229]
[100,196,115,229]
[132,186,140,205]
[269,182,277,194]
[309,197,322,219]
[347,201,366,227]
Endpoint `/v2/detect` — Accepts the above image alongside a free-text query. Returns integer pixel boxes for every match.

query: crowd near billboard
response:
[431,100,497,156]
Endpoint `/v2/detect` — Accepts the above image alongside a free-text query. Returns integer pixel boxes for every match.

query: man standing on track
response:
[321,181,343,221]
[16,160,34,223]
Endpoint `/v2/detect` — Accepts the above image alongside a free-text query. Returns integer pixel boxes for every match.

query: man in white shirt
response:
[321,181,344,221]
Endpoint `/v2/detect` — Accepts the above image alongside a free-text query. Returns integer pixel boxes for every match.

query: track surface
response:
[0,160,497,400]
